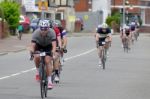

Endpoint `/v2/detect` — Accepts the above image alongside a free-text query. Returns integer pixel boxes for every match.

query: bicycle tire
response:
[40,63,46,99]
[101,48,106,69]
[44,78,48,97]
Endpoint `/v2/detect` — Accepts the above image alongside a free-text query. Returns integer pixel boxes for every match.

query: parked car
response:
[30,18,40,32]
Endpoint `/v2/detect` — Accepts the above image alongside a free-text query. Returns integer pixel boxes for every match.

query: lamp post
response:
[41,0,45,19]
[122,0,126,27]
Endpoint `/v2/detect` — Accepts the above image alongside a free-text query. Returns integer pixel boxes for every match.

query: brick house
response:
[111,0,150,33]
[74,0,111,32]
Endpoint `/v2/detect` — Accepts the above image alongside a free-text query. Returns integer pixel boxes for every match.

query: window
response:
[54,0,68,6]
[140,1,150,6]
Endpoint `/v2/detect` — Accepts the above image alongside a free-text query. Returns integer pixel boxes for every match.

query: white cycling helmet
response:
[39,20,50,28]
[101,23,108,28]
[123,24,130,30]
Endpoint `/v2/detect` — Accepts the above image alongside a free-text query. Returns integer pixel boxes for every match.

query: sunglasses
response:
[40,27,49,31]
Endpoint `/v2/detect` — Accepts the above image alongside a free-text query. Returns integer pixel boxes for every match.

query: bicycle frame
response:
[123,37,130,53]
[39,52,48,99]
[99,41,107,69]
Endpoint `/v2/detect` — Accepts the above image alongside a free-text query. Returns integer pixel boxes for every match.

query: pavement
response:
[0,32,94,56]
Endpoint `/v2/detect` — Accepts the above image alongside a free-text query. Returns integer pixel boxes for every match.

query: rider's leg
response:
[53,52,60,77]
[34,54,40,81]
[45,56,54,88]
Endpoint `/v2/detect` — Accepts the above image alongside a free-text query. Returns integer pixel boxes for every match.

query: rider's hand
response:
[52,51,56,59]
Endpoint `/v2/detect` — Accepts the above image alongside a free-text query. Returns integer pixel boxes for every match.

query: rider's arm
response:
[30,32,38,53]
[95,33,100,42]
[61,30,67,48]
[30,41,36,53]
[62,35,67,48]
[50,29,57,54]
[55,27,62,48]
[52,40,56,54]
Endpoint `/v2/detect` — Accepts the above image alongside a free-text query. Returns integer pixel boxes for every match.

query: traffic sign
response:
[38,0,48,11]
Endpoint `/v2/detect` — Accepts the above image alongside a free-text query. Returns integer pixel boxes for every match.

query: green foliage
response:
[106,12,121,28]
[0,0,20,35]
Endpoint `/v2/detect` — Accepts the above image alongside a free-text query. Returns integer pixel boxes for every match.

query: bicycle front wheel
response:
[101,49,106,69]
[39,64,46,99]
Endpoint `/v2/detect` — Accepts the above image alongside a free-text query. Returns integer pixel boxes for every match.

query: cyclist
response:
[120,25,132,49]
[57,24,68,66]
[95,23,112,66]
[135,21,140,39]
[130,21,136,43]
[52,22,62,83]
[30,20,56,89]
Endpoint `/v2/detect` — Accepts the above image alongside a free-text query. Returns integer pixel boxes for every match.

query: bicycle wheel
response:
[39,64,45,99]
[44,77,48,97]
[101,48,106,69]
[124,38,128,53]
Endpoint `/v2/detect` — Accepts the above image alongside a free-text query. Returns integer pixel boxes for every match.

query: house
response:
[74,0,111,32]
[111,0,150,33]
[15,0,75,32]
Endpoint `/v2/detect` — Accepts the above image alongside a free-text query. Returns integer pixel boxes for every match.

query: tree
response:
[0,6,5,33]
[106,12,121,32]
[0,0,20,35]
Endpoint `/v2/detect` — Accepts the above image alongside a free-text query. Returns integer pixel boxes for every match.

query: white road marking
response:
[0,48,96,80]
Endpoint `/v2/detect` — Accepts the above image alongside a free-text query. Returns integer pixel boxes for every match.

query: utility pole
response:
[41,0,45,19]
[38,0,48,19]
[122,0,126,27]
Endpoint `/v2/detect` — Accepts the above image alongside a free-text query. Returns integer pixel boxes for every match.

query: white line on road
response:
[0,48,96,80]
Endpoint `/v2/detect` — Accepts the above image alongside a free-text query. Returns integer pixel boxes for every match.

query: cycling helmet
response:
[39,20,50,28]
[101,23,108,28]
[123,24,130,30]
[52,21,59,27]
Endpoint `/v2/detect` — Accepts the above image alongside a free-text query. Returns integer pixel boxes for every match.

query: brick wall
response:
[139,26,150,33]
[74,0,89,12]
[145,9,150,24]
[112,0,140,13]
[113,0,139,5]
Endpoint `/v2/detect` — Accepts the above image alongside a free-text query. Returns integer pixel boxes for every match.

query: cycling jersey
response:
[32,28,56,47]
[130,25,136,31]
[53,26,61,47]
[58,26,67,39]
[53,26,60,37]
[125,29,130,36]
[97,27,111,38]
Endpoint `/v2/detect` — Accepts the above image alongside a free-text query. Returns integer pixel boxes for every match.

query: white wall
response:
[92,0,111,23]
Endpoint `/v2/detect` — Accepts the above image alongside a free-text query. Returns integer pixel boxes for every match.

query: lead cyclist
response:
[95,23,112,66]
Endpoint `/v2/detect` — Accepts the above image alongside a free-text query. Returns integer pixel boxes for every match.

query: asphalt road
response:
[0,34,150,99]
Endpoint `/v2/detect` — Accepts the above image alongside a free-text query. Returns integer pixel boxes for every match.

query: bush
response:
[106,12,121,32]
[0,0,20,35]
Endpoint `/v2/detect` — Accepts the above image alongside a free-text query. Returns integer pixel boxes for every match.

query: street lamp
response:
[122,0,126,27]
[122,0,129,27]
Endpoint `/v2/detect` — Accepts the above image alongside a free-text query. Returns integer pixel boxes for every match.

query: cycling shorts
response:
[35,43,52,56]
[98,37,106,46]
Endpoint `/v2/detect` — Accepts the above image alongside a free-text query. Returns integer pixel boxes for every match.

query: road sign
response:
[38,0,48,11]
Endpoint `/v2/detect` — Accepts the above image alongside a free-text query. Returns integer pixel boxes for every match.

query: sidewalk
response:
[0,34,32,55]
[0,32,94,56]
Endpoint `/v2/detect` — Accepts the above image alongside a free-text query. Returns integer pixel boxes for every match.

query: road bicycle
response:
[123,37,130,53]
[99,41,107,69]
[31,51,52,99]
